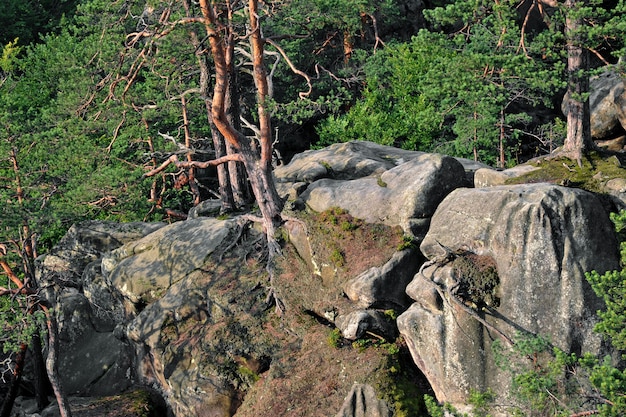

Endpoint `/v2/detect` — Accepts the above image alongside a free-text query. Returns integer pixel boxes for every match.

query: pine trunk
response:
[563,0,593,163]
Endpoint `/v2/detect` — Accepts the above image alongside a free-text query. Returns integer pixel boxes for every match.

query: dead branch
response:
[39,305,72,417]
[0,259,24,288]
[106,111,126,153]
[363,12,386,52]
[265,38,313,98]
[143,153,243,177]
[517,0,537,56]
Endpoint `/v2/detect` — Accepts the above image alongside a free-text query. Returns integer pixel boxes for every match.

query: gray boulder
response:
[335,310,397,341]
[590,71,625,139]
[344,249,421,310]
[102,218,237,308]
[36,221,165,396]
[300,153,466,234]
[274,141,424,184]
[397,184,620,415]
[563,70,626,142]
[275,141,481,205]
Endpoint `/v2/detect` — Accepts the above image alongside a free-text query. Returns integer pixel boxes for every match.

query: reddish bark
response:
[198,0,284,236]
[562,0,593,163]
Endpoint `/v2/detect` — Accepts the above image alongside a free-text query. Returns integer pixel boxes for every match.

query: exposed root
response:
[220,215,286,315]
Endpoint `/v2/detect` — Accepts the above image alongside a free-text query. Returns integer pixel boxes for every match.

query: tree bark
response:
[183,0,236,212]
[225,49,251,207]
[562,0,593,163]
[198,0,284,237]
[42,306,72,417]
[32,333,52,411]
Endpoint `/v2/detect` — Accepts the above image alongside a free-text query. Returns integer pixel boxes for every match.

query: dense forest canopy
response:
[1,0,624,242]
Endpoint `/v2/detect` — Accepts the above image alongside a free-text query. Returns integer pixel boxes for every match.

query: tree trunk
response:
[32,333,52,411]
[43,306,72,417]
[562,0,593,163]
[208,115,236,211]
[183,0,236,212]
[199,0,284,237]
[225,44,251,208]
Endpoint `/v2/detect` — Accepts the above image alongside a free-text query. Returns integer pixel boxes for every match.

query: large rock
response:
[36,221,166,396]
[344,248,421,310]
[274,141,424,184]
[102,218,237,307]
[101,218,256,417]
[299,152,466,233]
[275,141,484,203]
[589,71,626,139]
[397,184,620,415]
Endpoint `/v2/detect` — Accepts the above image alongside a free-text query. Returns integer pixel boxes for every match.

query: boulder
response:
[274,141,424,184]
[36,221,165,396]
[562,70,626,140]
[397,184,621,415]
[344,248,421,310]
[275,141,482,203]
[474,164,541,188]
[335,310,397,341]
[102,218,237,308]
[299,153,466,233]
[90,217,256,417]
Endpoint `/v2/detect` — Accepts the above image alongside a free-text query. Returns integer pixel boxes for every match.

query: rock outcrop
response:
[36,221,165,396]
[28,142,623,417]
[397,184,620,415]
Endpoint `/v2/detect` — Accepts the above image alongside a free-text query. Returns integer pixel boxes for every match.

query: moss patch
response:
[301,207,405,279]
[505,152,626,194]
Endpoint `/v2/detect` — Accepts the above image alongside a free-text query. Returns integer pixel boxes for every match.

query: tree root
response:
[220,215,286,315]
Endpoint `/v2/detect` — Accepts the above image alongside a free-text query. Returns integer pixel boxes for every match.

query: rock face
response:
[276,141,469,235]
[31,142,624,417]
[397,184,621,414]
[589,71,626,141]
[335,384,392,417]
[36,221,166,396]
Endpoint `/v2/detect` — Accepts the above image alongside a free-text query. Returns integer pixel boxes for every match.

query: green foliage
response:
[586,210,626,351]
[610,210,626,264]
[0,302,46,354]
[327,328,343,348]
[316,21,562,165]
[396,234,418,251]
[468,388,495,417]
[492,333,589,416]
[1,38,21,74]
[329,247,345,267]
[0,0,81,46]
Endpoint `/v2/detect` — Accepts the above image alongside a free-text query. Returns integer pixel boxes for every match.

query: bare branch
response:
[265,38,312,98]
[143,153,244,177]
